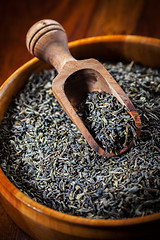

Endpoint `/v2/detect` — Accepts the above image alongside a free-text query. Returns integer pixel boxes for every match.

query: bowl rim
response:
[0,34,160,228]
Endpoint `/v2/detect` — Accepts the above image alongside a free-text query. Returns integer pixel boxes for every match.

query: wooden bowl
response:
[0,35,160,240]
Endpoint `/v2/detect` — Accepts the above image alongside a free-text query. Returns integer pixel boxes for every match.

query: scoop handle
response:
[26,19,75,72]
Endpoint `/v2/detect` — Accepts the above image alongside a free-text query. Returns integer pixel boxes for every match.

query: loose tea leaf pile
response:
[0,61,160,219]
[77,91,136,153]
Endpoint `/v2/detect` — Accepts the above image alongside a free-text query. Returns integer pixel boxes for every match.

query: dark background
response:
[0,0,160,239]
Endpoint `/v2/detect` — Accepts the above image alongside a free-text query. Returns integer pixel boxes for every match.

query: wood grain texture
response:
[0,0,160,239]
[1,0,160,86]
[0,205,31,240]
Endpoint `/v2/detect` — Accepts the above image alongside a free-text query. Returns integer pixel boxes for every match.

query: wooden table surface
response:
[0,0,160,239]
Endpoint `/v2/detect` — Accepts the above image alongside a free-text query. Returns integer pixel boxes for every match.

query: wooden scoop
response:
[26,19,141,157]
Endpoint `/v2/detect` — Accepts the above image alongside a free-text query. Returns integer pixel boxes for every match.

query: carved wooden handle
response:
[26,19,75,72]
